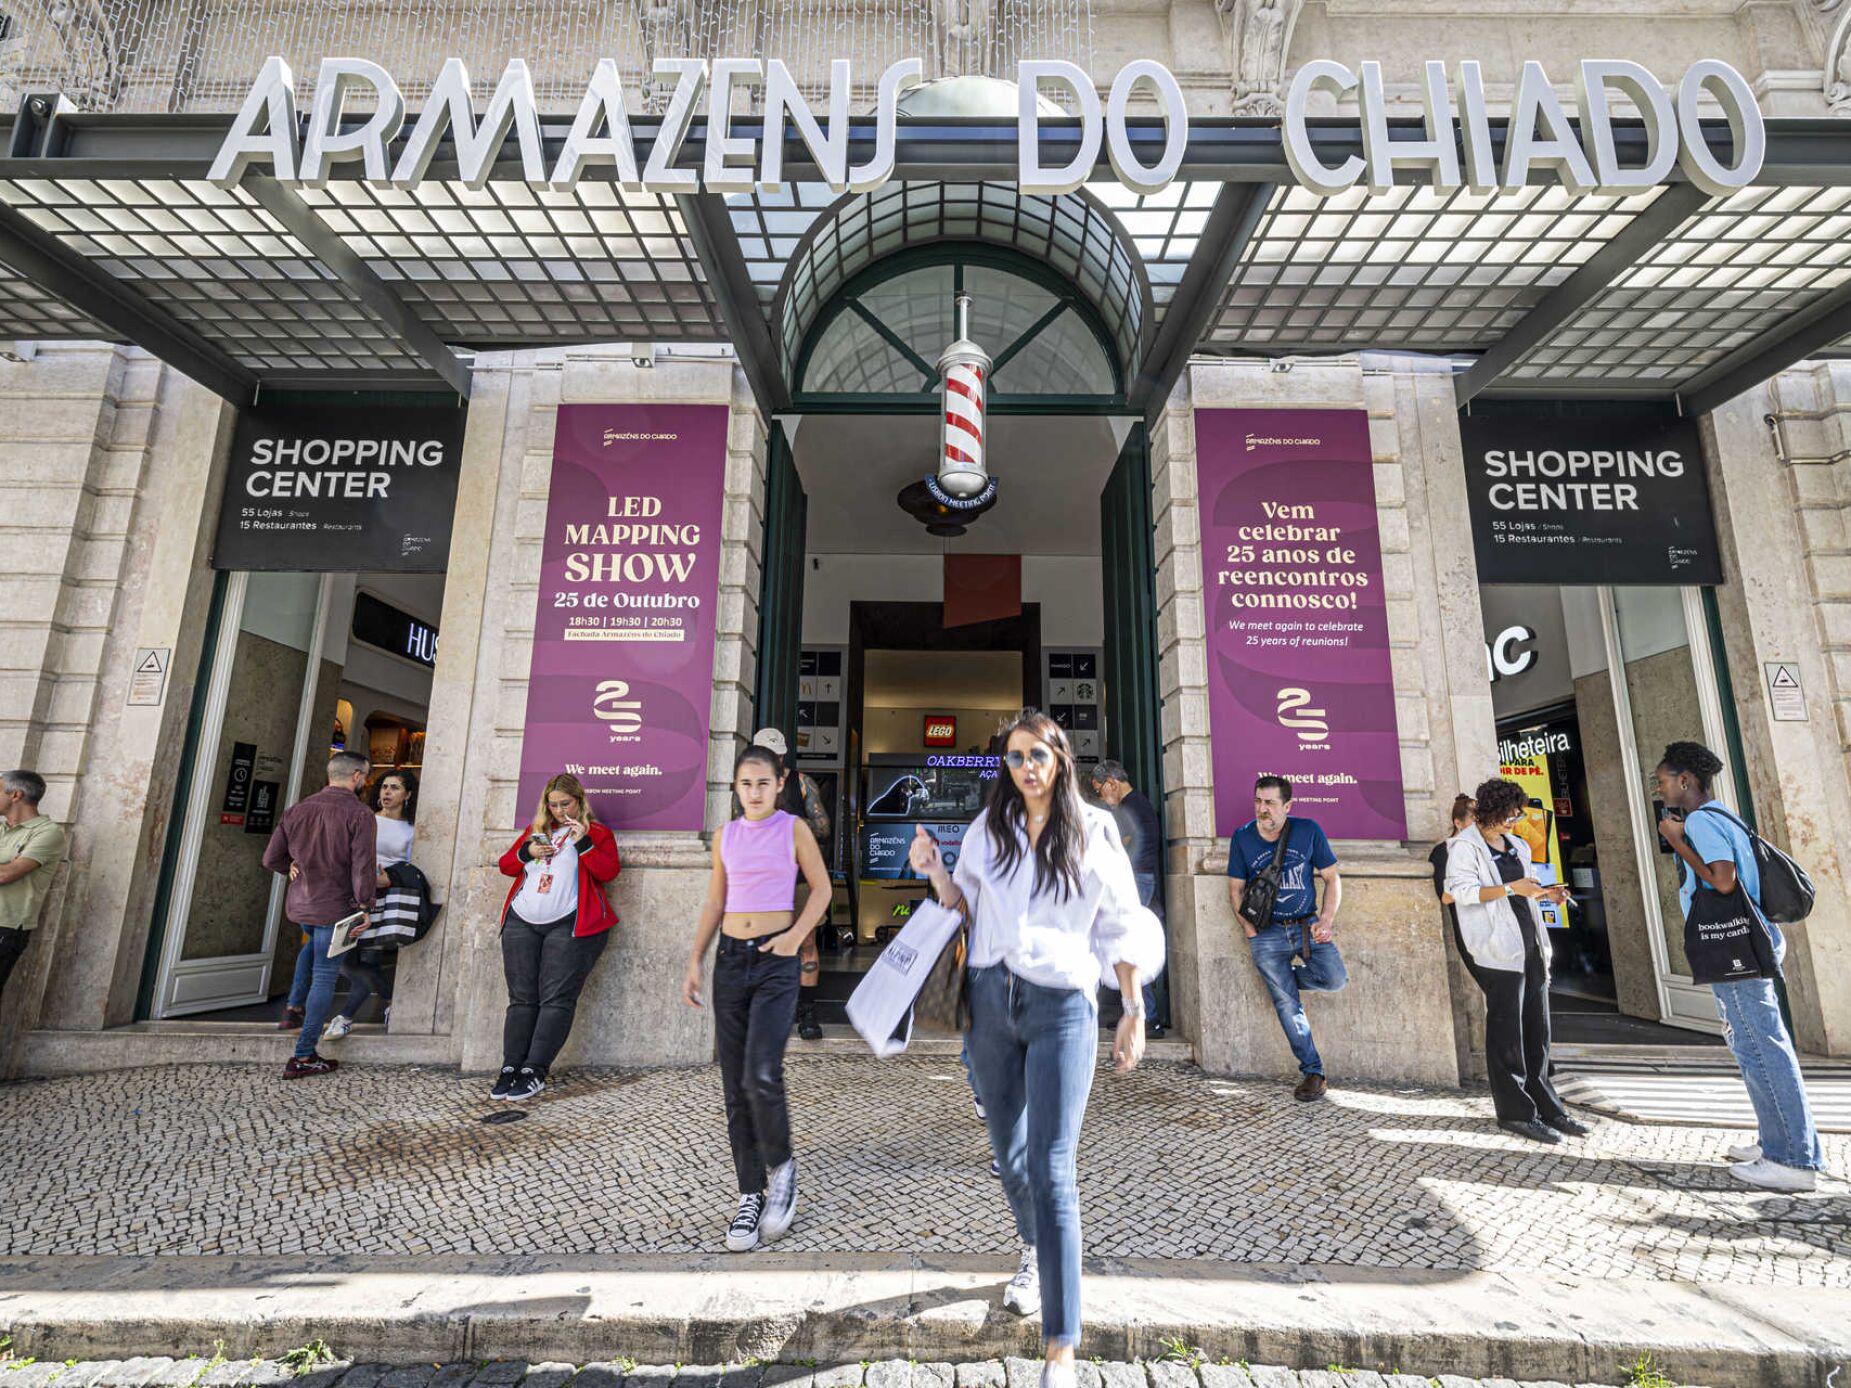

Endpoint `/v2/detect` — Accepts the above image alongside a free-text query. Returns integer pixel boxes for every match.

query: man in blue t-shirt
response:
[1226,775,1346,1101]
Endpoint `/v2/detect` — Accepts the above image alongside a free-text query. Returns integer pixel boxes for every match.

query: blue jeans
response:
[286,931,314,1010]
[1713,975,1824,1171]
[1247,921,1348,1076]
[293,924,345,1060]
[965,964,1096,1349]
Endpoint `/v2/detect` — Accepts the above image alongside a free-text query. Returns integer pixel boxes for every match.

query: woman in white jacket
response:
[1444,777,1588,1145]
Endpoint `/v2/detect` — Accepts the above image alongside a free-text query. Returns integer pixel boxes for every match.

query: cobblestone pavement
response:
[0,1059,1846,1284]
[0,1355,1720,1388]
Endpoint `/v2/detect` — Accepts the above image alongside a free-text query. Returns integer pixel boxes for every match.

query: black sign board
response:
[213,403,467,572]
[1459,416,1723,585]
[243,780,280,836]
[220,741,257,824]
[352,590,439,667]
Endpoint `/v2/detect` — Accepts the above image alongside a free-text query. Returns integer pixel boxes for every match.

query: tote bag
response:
[846,898,964,1057]
[1682,874,1780,985]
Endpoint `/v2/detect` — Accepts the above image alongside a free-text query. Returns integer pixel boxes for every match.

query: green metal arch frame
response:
[791,243,1129,409]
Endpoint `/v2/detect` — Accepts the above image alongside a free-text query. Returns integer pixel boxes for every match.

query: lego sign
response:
[923,716,958,748]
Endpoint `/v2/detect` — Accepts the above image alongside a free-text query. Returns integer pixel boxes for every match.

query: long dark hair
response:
[984,708,1085,901]
[370,768,419,826]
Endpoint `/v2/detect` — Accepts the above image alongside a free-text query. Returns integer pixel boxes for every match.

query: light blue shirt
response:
[1679,799,1761,918]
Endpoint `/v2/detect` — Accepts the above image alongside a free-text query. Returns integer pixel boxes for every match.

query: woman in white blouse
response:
[908,709,1164,1388]
[323,770,416,1041]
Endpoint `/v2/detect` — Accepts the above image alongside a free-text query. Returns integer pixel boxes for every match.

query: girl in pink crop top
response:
[681,743,832,1253]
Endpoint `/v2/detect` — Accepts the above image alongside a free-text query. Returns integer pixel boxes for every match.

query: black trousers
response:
[500,909,608,1073]
[1454,913,1566,1125]
[712,934,801,1193]
[0,927,29,998]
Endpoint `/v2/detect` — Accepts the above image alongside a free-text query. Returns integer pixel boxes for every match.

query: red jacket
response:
[498,822,621,937]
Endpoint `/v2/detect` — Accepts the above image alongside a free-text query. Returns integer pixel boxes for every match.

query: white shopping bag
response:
[845,898,963,1058]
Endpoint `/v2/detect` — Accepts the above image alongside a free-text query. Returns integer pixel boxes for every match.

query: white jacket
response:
[1444,823,1551,975]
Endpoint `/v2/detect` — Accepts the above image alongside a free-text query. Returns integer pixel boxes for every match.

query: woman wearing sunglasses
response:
[1443,776,1587,1145]
[907,708,1163,1388]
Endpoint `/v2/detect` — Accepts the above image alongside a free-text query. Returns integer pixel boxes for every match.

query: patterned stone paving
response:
[0,1356,1717,1388]
[0,1059,1846,1285]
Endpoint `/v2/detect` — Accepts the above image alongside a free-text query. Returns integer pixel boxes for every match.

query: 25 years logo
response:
[1276,687,1330,749]
[592,679,643,738]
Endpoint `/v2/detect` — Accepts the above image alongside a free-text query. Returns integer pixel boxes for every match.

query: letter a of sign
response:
[209,56,300,186]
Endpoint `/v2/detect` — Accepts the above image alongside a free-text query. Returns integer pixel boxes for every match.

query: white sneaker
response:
[321,1015,353,1041]
[1731,1158,1817,1193]
[1040,1364,1075,1388]
[1727,1140,1763,1164]
[761,1158,798,1242]
[1002,1245,1040,1316]
[725,1192,764,1252]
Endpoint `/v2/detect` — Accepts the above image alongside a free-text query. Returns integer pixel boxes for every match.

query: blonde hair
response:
[530,772,597,836]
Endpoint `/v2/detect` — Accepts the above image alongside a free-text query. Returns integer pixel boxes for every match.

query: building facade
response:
[2,0,1850,1082]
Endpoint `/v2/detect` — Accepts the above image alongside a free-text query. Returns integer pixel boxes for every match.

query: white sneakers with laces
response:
[321,1014,353,1041]
[1731,1158,1817,1192]
[1040,1364,1075,1388]
[761,1158,799,1242]
[1002,1244,1040,1316]
[1726,1140,1763,1164]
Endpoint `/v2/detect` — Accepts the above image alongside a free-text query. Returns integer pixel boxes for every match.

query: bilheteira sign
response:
[211,55,1766,200]
[1196,408,1406,841]
[517,403,727,831]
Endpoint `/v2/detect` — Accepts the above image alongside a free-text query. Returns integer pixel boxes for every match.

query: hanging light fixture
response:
[899,288,1000,536]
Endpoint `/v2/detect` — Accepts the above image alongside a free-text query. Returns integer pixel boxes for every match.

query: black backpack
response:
[1691,805,1815,925]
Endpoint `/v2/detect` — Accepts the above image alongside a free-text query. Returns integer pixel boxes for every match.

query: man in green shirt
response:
[0,770,68,1000]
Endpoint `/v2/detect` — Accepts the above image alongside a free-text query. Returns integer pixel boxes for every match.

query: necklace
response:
[1030,812,1048,824]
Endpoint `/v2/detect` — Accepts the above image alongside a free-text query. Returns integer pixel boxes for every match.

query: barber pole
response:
[935,292,991,500]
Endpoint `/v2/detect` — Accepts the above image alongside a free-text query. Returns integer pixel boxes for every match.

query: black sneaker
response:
[797,1000,823,1041]
[726,1192,764,1252]
[490,1066,518,1100]
[505,1067,546,1101]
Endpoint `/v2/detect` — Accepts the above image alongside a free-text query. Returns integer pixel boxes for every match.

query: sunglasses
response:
[1004,745,1055,769]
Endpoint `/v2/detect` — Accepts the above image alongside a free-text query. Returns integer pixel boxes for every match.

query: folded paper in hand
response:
[846,898,964,1058]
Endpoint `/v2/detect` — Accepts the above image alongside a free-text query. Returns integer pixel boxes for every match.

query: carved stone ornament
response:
[1829,3,1851,112]
[1218,0,1304,115]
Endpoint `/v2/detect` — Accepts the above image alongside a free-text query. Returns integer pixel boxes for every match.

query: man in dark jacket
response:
[1091,760,1167,1036]
[263,752,376,1078]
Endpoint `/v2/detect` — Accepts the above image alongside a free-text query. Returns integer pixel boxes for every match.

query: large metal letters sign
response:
[211,55,1766,200]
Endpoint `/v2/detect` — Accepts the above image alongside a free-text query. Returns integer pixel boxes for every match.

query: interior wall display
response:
[1196,409,1406,839]
[1459,416,1723,585]
[1044,648,1103,763]
[797,648,845,761]
[213,403,467,572]
[1501,743,1567,928]
[517,404,728,831]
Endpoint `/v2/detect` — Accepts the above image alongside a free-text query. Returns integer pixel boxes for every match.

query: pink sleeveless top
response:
[722,810,798,912]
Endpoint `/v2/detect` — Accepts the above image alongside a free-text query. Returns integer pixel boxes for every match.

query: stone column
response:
[1155,357,1490,1086]
[0,345,230,1067]
[1704,363,1851,1058]
[440,348,766,1075]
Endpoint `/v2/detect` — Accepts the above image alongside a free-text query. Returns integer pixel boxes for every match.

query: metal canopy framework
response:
[2,109,1851,418]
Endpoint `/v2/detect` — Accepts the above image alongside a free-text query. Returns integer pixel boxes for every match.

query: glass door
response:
[151,571,331,1017]
[1600,585,1736,1032]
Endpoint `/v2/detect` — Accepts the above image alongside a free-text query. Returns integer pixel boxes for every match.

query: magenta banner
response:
[518,403,728,831]
[1196,408,1406,840]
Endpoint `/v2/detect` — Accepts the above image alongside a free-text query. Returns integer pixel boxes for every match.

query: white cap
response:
[752,727,789,757]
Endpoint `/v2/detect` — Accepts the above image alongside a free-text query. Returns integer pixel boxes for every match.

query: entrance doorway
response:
[1481,582,1740,1048]
[142,570,444,1022]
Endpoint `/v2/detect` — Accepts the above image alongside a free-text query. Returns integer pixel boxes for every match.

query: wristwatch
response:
[1120,992,1146,1019]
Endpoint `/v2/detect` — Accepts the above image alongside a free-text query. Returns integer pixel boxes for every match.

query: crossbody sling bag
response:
[1237,819,1295,932]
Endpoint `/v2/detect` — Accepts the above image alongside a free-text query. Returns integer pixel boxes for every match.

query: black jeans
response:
[1454,913,1566,1125]
[0,927,29,998]
[339,948,394,1020]
[501,909,608,1074]
[713,934,802,1193]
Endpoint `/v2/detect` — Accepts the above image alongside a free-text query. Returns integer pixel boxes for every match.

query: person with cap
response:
[749,728,832,1040]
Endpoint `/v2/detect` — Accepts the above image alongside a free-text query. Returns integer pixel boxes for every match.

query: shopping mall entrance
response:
[750,241,1166,1031]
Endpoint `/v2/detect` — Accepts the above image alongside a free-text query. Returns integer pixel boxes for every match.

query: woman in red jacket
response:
[493,772,620,1101]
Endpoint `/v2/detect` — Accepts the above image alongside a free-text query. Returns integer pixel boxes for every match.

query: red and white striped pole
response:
[935,291,992,499]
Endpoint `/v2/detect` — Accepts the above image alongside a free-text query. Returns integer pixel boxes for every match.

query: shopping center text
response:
[211,56,1765,199]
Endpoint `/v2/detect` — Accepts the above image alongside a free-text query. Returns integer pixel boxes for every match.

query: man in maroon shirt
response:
[263,751,377,1078]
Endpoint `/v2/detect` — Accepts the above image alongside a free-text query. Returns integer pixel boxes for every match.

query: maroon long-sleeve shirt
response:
[262,783,378,926]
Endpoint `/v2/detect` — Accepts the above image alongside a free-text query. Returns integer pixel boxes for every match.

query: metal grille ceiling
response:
[772,181,1149,379]
[1207,182,1667,356]
[1502,185,1851,384]
[298,181,724,346]
[0,257,108,337]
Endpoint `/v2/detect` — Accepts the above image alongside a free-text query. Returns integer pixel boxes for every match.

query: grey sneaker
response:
[761,1158,798,1242]
[1727,1140,1763,1164]
[1002,1244,1039,1316]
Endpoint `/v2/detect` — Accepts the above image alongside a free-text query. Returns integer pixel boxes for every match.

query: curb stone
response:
[98,1358,176,1388]
[810,1368,860,1388]
[1146,1364,1197,1388]
[471,1368,531,1388]
[569,1367,625,1388]
[1095,1366,1142,1388]
[377,1368,435,1388]
[1196,1368,1252,1388]
[1002,1359,1040,1388]
[338,1367,392,1388]
[954,1368,1002,1388]
[865,1362,909,1388]
[914,1366,955,1388]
